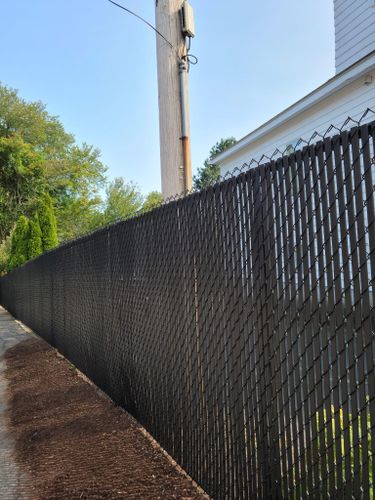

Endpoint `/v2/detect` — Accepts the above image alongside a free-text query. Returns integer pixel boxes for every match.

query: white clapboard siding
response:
[334,0,375,73]
[219,71,375,176]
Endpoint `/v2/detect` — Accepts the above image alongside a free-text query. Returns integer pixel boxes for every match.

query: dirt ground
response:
[4,336,208,500]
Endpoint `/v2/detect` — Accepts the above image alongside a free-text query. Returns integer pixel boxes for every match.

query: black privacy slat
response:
[1,122,375,499]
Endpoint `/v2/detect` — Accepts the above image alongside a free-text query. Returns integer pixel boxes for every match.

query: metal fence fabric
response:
[1,122,375,499]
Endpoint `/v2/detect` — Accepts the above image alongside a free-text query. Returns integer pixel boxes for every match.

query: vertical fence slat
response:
[1,122,374,500]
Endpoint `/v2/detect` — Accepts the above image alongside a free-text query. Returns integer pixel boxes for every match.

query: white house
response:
[214,0,375,175]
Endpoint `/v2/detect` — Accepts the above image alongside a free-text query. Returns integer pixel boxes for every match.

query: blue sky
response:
[0,0,335,194]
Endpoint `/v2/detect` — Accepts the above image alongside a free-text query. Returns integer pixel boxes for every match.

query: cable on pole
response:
[107,0,181,59]
[106,0,198,69]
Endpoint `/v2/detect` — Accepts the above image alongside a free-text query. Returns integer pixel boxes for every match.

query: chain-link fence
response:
[1,121,375,499]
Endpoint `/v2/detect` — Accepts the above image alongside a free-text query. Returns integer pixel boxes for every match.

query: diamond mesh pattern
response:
[1,122,375,499]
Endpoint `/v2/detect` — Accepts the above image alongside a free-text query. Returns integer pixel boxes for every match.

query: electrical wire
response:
[184,53,198,65]
[106,0,198,70]
[107,0,180,59]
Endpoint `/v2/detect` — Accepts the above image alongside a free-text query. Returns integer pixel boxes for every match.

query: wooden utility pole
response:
[155,0,192,198]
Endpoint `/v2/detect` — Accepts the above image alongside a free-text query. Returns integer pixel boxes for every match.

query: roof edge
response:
[212,50,375,165]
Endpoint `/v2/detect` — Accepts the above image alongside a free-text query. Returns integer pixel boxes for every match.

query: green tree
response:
[102,178,143,225]
[28,213,43,259]
[37,193,58,251]
[48,143,107,240]
[56,196,103,240]
[0,84,72,152]
[193,137,237,190]
[0,135,44,241]
[142,191,163,213]
[0,83,107,243]
[0,232,13,275]
[8,215,30,270]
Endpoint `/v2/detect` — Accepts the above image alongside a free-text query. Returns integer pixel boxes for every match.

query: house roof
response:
[212,50,375,165]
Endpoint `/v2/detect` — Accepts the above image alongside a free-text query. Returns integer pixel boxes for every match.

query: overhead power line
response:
[106,0,179,58]
[106,0,198,67]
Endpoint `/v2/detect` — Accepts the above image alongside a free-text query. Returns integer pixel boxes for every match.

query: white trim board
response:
[212,51,375,165]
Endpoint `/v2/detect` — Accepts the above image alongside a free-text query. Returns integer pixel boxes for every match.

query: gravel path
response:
[0,307,208,499]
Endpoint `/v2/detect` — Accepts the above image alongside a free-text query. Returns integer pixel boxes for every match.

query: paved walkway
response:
[0,307,208,499]
[0,307,34,499]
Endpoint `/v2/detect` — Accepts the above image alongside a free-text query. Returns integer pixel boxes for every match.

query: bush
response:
[37,193,58,251]
[8,215,30,270]
[28,213,43,259]
[0,232,12,275]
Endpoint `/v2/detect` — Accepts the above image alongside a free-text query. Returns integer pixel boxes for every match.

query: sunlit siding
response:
[334,0,375,73]
[219,71,375,176]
